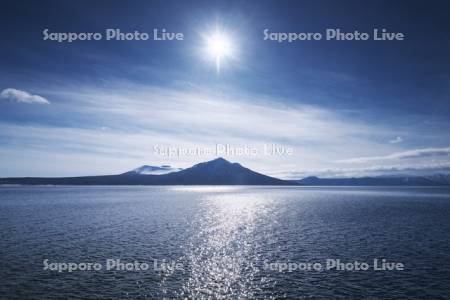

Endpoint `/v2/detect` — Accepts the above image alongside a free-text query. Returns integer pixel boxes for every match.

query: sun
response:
[206,32,232,58]
[204,31,235,74]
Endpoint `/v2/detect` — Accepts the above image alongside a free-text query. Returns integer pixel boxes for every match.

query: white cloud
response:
[0,88,50,104]
[336,147,450,163]
[389,136,403,144]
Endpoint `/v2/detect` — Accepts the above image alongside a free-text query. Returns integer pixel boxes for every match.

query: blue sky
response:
[1,0,450,178]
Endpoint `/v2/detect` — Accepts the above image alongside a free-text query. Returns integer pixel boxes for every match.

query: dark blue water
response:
[1,186,449,299]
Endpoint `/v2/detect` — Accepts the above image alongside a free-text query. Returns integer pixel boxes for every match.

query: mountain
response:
[0,158,296,186]
[297,175,450,186]
[156,157,293,185]
[123,165,182,175]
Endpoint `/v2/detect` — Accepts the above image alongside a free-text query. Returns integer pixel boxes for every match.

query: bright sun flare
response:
[205,31,234,74]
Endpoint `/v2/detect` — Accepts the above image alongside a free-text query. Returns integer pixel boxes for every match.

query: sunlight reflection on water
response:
[179,193,277,298]
[168,186,246,193]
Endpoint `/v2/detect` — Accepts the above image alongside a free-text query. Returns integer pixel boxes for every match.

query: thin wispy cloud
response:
[389,136,403,144]
[44,81,387,145]
[0,88,50,104]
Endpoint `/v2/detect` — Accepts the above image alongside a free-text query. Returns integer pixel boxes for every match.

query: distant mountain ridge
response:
[297,174,450,186]
[0,158,295,186]
[1,158,450,186]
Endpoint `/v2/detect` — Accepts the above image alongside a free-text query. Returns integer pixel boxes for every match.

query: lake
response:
[1,186,449,299]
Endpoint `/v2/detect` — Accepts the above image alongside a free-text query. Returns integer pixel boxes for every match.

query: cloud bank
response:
[271,162,450,179]
[1,88,50,104]
[336,147,450,163]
